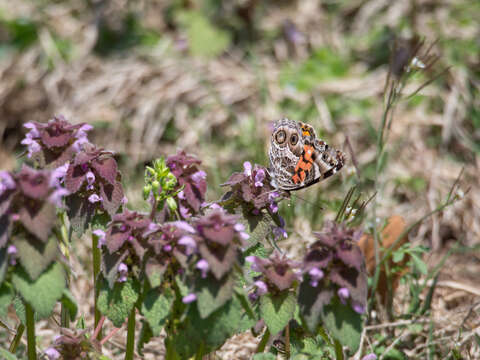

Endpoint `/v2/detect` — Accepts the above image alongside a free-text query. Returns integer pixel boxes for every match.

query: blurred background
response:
[0,0,478,358]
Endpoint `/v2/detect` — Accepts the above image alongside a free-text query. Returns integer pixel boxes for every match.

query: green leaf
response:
[137,320,153,356]
[141,288,174,336]
[97,277,140,327]
[298,280,334,333]
[0,283,13,319]
[392,250,405,263]
[243,209,275,246]
[252,354,276,360]
[0,348,18,360]
[196,273,234,319]
[15,235,59,281]
[13,296,26,324]
[410,253,428,275]
[177,11,231,58]
[0,248,7,284]
[259,291,296,335]
[60,289,78,322]
[321,297,363,353]
[172,296,255,359]
[12,262,65,319]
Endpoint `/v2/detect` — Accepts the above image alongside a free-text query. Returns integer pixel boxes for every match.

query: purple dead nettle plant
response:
[21,115,92,168]
[99,209,151,287]
[221,161,287,240]
[298,221,368,332]
[64,143,125,232]
[246,251,301,301]
[0,166,69,280]
[166,150,207,219]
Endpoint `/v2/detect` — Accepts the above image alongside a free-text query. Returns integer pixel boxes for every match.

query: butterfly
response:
[268,118,345,191]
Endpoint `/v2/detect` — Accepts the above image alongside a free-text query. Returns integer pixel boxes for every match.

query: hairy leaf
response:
[12,262,66,319]
[15,235,59,280]
[97,277,140,327]
[298,281,333,332]
[196,273,234,319]
[141,288,174,336]
[92,157,117,185]
[321,297,363,353]
[259,291,296,335]
[0,282,13,318]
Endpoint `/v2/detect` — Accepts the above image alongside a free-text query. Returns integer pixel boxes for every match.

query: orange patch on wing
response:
[303,145,314,161]
[300,170,306,181]
[292,173,301,184]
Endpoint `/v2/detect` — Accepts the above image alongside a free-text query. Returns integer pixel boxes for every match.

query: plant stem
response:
[59,212,71,328]
[25,302,36,360]
[255,328,270,353]
[92,234,102,339]
[125,307,136,360]
[9,323,25,353]
[333,338,344,360]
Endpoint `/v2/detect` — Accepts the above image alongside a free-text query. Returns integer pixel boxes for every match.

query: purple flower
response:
[308,267,324,287]
[338,287,350,305]
[179,205,191,218]
[172,221,195,233]
[196,259,209,278]
[191,171,207,184]
[93,229,106,248]
[269,201,278,213]
[352,302,365,314]
[246,256,262,272]
[117,262,128,282]
[121,195,128,205]
[178,235,197,255]
[48,188,69,208]
[163,244,172,252]
[254,169,265,187]
[361,354,377,360]
[24,122,40,138]
[268,191,280,201]
[273,226,288,240]
[234,223,250,240]
[254,280,268,296]
[7,245,17,265]
[88,194,102,203]
[50,163,69,187]
[86,171,95,185]
[243,161,252,177]
[45,347,61,360]
[0,171,16,195]
[21,137,41,157]
[182,293,197,304]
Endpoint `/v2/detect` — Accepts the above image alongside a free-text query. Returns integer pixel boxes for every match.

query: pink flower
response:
[117,262,128,282]
[182,293,197,304]
[196,259,209,278]
[254,280,268,296]
[254,169,265,187]
[93,229,106,248]
[88,194,102,203]
[338,287,350,305]
[308,267,324,287]
[243,161,252,177]
[178,235,197,255]
[45,347,60,360]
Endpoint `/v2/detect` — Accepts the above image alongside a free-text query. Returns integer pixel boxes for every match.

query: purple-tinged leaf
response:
[329,265,367,312]
[19,202,56,242]
[336,239,364,272]
[105,224,131,254]
[65,164,87,194]
[17,167,50,200]
[99,181,124,217]
[0,215,10,248]
[40,126,72,149]
[65,195,96,234]
[303,243,333,270]
[198,242,237,280]
[196,273,235,319]
[92,157,117,185]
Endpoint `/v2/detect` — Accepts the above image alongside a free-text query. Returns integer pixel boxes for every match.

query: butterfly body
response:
[268,118,345,191]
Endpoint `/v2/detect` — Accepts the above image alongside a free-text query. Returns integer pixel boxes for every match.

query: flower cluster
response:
[143,158,180,214]
[193,209,248,280]
[143,220,197,284]
[302,221,367,314]
[0,166,68,281]
[45,329,101,360]
[246,252,300,300]
[64,144,124,232]
[97,210,151,286]
[222,162,281,214]
[21,115,92,168]
[166,150,207,218]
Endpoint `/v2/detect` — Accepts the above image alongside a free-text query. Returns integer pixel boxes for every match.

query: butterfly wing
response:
[269,119,345,191]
